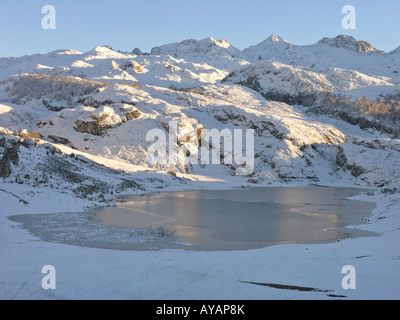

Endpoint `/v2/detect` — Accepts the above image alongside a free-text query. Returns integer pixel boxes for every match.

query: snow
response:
[1,182,399,300]
[243,35,400,79]
[0,34,399,300]
[225,60,398,101]
[317,35,384,54]
[150,37,249,71]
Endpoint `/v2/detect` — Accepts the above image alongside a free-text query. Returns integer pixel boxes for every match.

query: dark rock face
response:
[336,146,366,178]
[259,90,317,107]
[335,146,348,168]
[0,134,20,178]
[48,135,71,145]
[73,120,103,136]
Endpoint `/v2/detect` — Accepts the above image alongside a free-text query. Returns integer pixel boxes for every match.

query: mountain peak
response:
[85,46,129,60]
[92,45,115,53]
[253,35,290,46]
[317,35,383,53]
[150,37,238,57]
[49,49,83,55]
[242,35,292,61]
[208,37,232,48]
[265,35,289,43]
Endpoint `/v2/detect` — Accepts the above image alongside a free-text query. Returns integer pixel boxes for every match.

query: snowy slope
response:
[0,34,400,301]
[0,34,399,189]
[243,35,302,63]
[150,37,249,70]
[243,35,400,79]
[316,35,384,53]
[224,60,397,103]
[1,80,399,190]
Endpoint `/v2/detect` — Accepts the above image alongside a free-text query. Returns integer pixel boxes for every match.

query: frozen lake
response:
[92,186,376,250]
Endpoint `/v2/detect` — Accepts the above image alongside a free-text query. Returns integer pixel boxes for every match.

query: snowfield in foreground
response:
[0,34,399,299]
[1,181,399,300]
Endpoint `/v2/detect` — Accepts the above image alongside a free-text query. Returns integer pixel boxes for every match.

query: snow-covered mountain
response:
[2,33,400,302]
[150,37,249,70]
[242,35,298,62]
[316,35,384,53]
[0,35,399,206]
[223,60,396,103]
[242,35,400,78]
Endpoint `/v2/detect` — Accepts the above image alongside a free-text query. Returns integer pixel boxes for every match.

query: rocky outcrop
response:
[73,106,142,136]
[222,60,330,107]
[0,132,148,201]
[73,120,104,136]
[124,109,141,121]
[317,35,384,53]
[335,142,400,188]
[48,135,71,145]
[336,145,366,177]
[0,133,20,178]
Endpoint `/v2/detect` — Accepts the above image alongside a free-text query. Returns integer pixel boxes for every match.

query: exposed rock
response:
[309,106,394,135]
[336,145,365,177]
[48,135,71,145]
[0,128,13,136]
[336,146,348,168]
[381,188,397,194]
[350,165,366,178]
[18,130,41,141]
[335,142,398,186]
[247,177,261,184]
[73,119,103,136]
[39,143,62,155]
[0,134,20,178]
[20,139,37,148]
[124,109,141,121]
[317,35,384,53]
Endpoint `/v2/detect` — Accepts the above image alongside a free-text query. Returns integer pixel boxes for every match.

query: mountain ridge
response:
[0,33,399,198]
[316,35,384,53]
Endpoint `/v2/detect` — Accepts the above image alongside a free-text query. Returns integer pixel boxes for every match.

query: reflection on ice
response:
[93,186,376,250]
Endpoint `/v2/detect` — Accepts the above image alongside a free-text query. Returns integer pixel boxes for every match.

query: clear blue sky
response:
[0,0,399,57]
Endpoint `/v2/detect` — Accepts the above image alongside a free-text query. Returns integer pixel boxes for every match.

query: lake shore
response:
[1,179,399,300]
